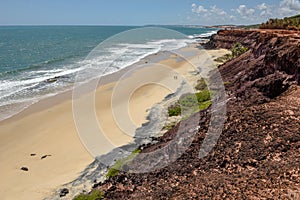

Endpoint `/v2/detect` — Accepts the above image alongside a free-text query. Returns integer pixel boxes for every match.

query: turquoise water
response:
[0,26,217,120]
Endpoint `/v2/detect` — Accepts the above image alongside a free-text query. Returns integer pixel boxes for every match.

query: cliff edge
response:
[81,29,300,200]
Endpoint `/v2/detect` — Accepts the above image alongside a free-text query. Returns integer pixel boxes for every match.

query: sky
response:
[0,0,299,25]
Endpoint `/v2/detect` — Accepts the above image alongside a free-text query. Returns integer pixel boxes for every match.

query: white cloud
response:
[191,4,228,17]
[229,15,236,20]
[191,4,208,14]
[236,5,255,19]
[256,1,300,18]
[188,1,300,25]
[210,5,227,16]
[257,3,268,10]
[190,3,236,24]
[280,0,300,10]
[257,3,273,17]
[279,0,300,15]
[191,3,197,12]
[190,3,233,24]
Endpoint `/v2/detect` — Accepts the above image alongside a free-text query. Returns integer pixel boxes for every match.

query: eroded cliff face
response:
[83,30,300,200]
[209,29,300,106]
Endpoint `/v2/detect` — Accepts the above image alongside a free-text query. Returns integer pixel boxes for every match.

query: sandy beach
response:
[0,46,229,200]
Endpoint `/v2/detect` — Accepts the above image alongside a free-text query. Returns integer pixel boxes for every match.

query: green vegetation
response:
[214,53,232,64]
[168,104,182,116]
[106,167,119,178]
[238,14,300,30]
[195,89,211,102]
[224,81,232,86]
[238,24,260,29]
[231,42,249,58]
[168,89,212,117]
[162,121,177,131]
[106,149,141,178]
[199,100,212,110]
[195,78,207,91]
[214,42,248,64]
[259,14,300,30]
[74,190,104,200]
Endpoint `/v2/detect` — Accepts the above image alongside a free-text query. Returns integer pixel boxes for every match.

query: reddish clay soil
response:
[91,29,300,199]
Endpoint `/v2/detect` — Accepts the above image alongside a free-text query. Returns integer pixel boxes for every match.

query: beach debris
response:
[46,76,60,83]
[59,188,69,197]
[20,167,29,171]
[41,154,52,160]
[30,153,36,156]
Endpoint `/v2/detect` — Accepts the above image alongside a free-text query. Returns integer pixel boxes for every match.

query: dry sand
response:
[0,47,230,200]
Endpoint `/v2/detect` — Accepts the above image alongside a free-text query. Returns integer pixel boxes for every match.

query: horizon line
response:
[0,24,246,27]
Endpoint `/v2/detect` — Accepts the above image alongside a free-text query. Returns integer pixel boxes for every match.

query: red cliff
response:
[209,29,300,106]
[78,30,300,199]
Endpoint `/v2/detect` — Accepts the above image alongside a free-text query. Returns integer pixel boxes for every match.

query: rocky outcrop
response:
[210,29,300,107]
[59,188,69,197]
[89,30,300,199]
[204,29,259,49]
[204,29,300,49]
[97,88,300,200]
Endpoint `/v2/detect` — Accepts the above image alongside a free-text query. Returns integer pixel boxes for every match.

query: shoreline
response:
[0,49,179,125]
[0,44,230,199]
[92,28,300,199]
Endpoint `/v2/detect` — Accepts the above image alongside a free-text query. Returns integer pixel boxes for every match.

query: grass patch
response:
[162,121,177,131]
[106,149,141,178]
[168,105,181,117]
[195,89,211,102]
[214,53,232,64]
[168,89,212,117]
[214,42,249,65]
[199,100,212,110]
[74,190,104,200]
[106,168,119,178]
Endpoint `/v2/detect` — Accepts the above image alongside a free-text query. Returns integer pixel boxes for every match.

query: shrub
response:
[196,89,211,102]
[195,78,207,91]
[231,42,249,58]
[168,104,181,116]
[167,89,212,117]
[179,93,199,108]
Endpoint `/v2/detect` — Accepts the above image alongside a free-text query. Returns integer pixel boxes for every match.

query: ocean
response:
[0,26,218,121]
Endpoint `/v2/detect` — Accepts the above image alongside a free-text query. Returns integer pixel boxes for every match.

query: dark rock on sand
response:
[59,188,69,197]
[20,167,29,171]
[41,154,52,160]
